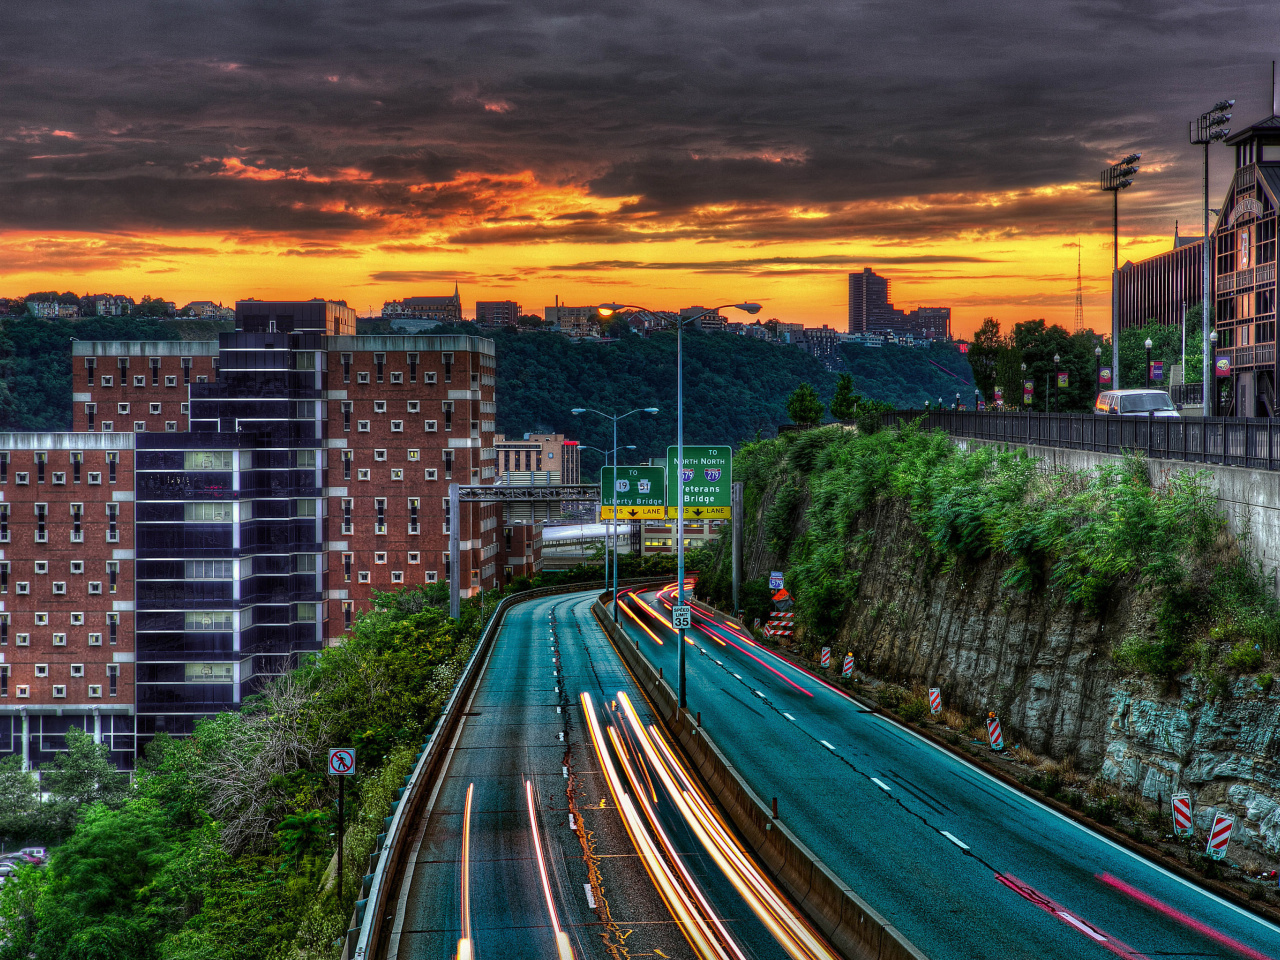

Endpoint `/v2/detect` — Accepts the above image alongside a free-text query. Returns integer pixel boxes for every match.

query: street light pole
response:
[1145,338,1153,388]
[571,407,659,621]
[1101,153,1141,390]
[1094,344,1102,396]
[1191,101,1233,405]
[597,301,761,710]
[1209,331,1219,415]
[1053,354,1061,413]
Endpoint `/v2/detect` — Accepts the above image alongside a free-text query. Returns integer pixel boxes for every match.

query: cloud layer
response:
[3,0,1274,250]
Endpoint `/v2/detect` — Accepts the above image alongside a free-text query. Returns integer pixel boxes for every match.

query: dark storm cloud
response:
[2,0,1278,240]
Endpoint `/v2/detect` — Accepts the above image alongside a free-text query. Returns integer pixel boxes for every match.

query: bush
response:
[898,697,929,723]
[877,685,909,710]
[1224,641,1264,673]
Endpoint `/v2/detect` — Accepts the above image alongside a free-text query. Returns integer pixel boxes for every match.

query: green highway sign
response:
[601,465,667,520]
[666,445,732,519]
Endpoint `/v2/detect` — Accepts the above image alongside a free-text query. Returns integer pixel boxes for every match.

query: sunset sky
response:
[3,1,1279,339]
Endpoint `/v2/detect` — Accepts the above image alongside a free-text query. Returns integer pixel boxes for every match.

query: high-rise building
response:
[0,299,502,768]
[847,268,892,334]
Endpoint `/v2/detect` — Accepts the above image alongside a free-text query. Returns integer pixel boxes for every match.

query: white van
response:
[1094,389,1181,417]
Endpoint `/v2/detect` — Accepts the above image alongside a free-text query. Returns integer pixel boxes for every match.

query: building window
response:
[442,401,453,431]
[88,471,101,484]
[107,451,118,483]
[408,401,420,413]
[391,371,403,384]
[374,449,388,461]
[0,615,6,645]
[374,400,387,413]
[133,375,145,387]
[343,601,353,629]
[425,468,438,481]
[34,613,48,626]
[357,468,370,481]
[71,502,83,541]
[107,562,119,593]
[408,497,419,533]
[16,633,29,646]
[295,603,317,623]
[182,356,192,385]
[443,450,453,480]
[341,353,352,382]
[424,371,437,385]
[407,352,419,381]
[71,561,84,574]
[53,582,66,595]
[180,403,190,413]
[0,452,7,483]
[35,561,48,575]
[71,451,81,483]
[0,504,7,542]
[185,502,233,522]
[100,421,113,433]
[341,499,353,534]
[357,372,370,384]
[107,503,119,541]
[0,562,7,593]
[107,665,119,697]
[118,402,130,415]
[442,352,453,383]
[35,664,48,678]
[407,449,420,462]
[52,471,66,485]
[342,450,353,480]
[107,613,119,645]
[374,552,387,564]
[88,684,101,698]
[375,498,387,534]
[408,551,420,564]
[358,571,370,584]
[426,570,438,583]
[86,402,97,429]
[88,581,102,594]
[391,468,403,481]
[166,421,178,431]
[166,375,177,387]
[35,503,48,542]
[17,582,29,595]
[134,421,147,432]
[52,685,66,699]
[342,553,353,581]
[357,420,371,432]
[424,419,438,432]
[342,401,353,431]
[391,570,404,583]
[52,632,66,645]
[391,420,404,432]
[374,353,385,383]
[149,402,162,414]
[70,612,84,625]
[71,664,84,678]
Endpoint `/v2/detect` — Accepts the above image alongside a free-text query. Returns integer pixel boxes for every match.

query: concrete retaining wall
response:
[959,439,1280,594]
[593,601,927,960]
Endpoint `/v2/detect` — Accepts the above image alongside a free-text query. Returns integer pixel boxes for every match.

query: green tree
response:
[968,317,1004,399]
[829,373,859,420]
[0,756,41,846]
[786,382,825,425]
[0,863,46,960]
[41,727,129,836]
[1012,319,1106,412]
[1118,316,1205,391]
[993,346,1026,408]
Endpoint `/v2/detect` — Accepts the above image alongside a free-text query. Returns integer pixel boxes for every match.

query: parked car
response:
[1094,389,1181,417]
[19,847,46,862]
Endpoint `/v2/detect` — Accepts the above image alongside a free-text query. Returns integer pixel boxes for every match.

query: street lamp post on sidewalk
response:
[597,301,761,708]
[572,408,658,621]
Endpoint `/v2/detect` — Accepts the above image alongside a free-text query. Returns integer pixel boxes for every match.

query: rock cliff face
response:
[749,495,1280,853]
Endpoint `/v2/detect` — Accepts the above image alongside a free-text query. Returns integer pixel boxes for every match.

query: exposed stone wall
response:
[746,486,1280,852]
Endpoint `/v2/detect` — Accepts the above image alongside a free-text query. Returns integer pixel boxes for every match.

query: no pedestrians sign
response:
[328,748,356,776]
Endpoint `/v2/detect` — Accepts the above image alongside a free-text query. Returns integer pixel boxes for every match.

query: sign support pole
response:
[337,774,345,898]
[731,481,743,619]
[677,319,686,709]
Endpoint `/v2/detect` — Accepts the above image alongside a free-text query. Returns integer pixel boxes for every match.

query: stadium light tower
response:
[1191,100,1233,398]
[1101,153,1140,390]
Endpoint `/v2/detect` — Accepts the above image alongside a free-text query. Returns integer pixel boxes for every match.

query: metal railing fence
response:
[878,410,1280,470]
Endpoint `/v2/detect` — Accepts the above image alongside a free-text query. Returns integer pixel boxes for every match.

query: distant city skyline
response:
[3,4,1278,338]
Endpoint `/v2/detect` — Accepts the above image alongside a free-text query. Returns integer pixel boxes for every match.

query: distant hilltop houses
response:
[3,292,234,320]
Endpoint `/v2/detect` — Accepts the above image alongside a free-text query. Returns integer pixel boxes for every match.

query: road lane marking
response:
[1059,912,1107,942]
[872,778,892,793]
[820,740,836,751]
[783,713,796,721]
[753,690,765,699]
[583,883,597,909]
[941,831,969,851]
[733,673,742,679]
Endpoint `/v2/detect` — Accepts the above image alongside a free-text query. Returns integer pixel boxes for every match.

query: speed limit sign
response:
[672,604,692,629]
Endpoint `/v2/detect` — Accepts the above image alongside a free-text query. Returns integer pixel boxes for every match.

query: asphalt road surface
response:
[608,585,1280,960]
[385,590,831,960]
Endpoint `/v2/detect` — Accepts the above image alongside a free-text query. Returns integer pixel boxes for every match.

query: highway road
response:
[611,584,1280,960]
[384,590,837,960]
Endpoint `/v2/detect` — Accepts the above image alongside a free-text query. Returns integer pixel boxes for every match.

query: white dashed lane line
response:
[942,831,970,851]
[783,713,796,722]
[872,778,892,793]
[820,740,836,751]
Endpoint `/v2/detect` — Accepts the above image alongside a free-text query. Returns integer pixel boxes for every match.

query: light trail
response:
[580,692,734,960]
[1096,873,1272,960]
[617,692,839,960]
[525,780,575,960]
[998,874,1150,959]
[620,597,665,645]
[457,782,475,960]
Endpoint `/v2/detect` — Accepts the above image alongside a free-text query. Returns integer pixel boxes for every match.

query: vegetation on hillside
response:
[696,425,1280,686]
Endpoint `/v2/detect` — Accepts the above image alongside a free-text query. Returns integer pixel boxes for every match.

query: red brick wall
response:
[72,352,218,433]
[325,343,498,632]
[1,444,133,708]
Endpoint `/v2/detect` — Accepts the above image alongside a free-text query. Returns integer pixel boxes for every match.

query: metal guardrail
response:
[880,409,1280,470]
[344,577,667,960]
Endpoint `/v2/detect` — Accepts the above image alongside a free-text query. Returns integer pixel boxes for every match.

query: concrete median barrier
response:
[593,599,927,960]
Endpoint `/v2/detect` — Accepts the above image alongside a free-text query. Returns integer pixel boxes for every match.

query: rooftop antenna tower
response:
[1073,242,1085,333]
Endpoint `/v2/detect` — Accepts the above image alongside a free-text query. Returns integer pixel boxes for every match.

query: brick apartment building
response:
[1,299,504,770]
